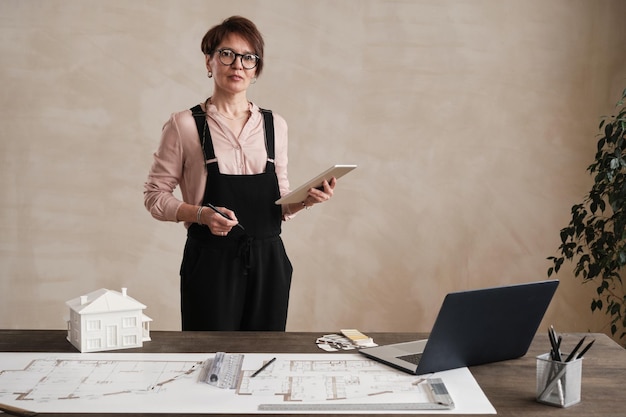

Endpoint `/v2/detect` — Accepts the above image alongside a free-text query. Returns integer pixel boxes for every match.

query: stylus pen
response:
[251,357,276,377]
[564,336,586,362]
[207,203,245,231]
[548,327,559,361]
[576,339,595,359]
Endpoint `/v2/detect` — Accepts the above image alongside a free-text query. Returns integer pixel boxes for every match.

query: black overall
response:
[180,105,293,331]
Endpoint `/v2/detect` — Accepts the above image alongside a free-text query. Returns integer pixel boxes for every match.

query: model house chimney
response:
[122,287,128,297]
[80,295,88,305]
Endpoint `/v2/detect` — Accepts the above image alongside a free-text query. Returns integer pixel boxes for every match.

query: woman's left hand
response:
[303,177,336,208]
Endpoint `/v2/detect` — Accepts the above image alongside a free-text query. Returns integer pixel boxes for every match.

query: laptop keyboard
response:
[397,353,422,365]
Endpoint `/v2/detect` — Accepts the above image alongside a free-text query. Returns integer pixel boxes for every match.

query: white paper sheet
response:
[0,352,495,414]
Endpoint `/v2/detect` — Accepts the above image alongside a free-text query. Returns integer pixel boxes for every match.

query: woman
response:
[144,16,335,331]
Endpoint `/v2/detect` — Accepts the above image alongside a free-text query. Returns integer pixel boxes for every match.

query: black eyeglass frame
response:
[214,48,260,70]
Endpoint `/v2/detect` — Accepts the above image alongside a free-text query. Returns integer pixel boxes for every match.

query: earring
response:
[207,71,213,78]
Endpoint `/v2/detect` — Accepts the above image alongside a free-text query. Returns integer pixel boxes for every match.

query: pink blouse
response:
[144,101,293,228]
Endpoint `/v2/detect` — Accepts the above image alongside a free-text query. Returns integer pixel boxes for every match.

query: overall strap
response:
[190,104,216,161]
[260,108,275,167]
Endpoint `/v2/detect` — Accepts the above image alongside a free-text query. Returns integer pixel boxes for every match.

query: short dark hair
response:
[201,16,265,76]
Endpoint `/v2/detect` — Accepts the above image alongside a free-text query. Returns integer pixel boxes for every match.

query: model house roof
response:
[66,288,146,315]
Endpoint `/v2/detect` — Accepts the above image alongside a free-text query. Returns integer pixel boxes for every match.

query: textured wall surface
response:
[1,0,625,339]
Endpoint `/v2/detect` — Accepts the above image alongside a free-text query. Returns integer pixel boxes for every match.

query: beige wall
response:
[1,0,625,341]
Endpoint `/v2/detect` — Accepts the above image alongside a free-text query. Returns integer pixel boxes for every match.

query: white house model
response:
[66,287,152,353]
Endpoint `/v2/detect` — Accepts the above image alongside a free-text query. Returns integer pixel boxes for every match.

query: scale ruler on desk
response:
[258,402,452,412]
[199,352,244,389]
[259,377,454,411]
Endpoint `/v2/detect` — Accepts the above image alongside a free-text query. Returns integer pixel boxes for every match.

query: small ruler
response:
[199,352,244,389]
[258,402,451,411]
[259,377,454,411]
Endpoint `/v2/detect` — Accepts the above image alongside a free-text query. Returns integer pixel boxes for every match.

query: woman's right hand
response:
[201,206,239,236]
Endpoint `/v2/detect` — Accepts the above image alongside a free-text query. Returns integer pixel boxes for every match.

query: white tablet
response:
[275,164,357,205]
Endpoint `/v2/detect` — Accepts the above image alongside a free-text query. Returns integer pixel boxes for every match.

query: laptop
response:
[359,279,559,375]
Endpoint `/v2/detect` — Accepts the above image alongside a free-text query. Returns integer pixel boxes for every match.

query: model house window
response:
[86,338,102,350]
[123,335,138,346]
[86,319,101,331]
[122,316,137,328]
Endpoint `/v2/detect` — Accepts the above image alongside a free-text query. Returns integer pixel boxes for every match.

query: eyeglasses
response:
[215,48,260,70]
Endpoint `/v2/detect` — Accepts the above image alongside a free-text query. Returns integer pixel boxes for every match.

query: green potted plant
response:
[548,88,626,345]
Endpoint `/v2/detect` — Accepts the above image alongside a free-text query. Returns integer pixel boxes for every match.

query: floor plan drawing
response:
[0,352,495,414]
[238,358,424,402]
[2,357,203,401]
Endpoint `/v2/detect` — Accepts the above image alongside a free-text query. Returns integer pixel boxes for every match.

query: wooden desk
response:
[0,330,624,416]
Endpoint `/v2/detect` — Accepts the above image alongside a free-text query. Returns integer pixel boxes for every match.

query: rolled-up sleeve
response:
[143,115,186,222]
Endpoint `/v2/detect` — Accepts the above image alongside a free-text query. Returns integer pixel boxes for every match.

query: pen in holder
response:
[536,353,582,408]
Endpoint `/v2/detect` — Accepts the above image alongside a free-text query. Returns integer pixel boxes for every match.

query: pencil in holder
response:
[536,353,582,408]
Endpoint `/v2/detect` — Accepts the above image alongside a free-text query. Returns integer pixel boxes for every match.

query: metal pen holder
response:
[536,353,582,408]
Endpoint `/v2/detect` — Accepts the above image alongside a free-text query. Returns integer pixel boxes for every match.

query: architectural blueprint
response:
[238,357,427,402]
[0,352,495,414]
